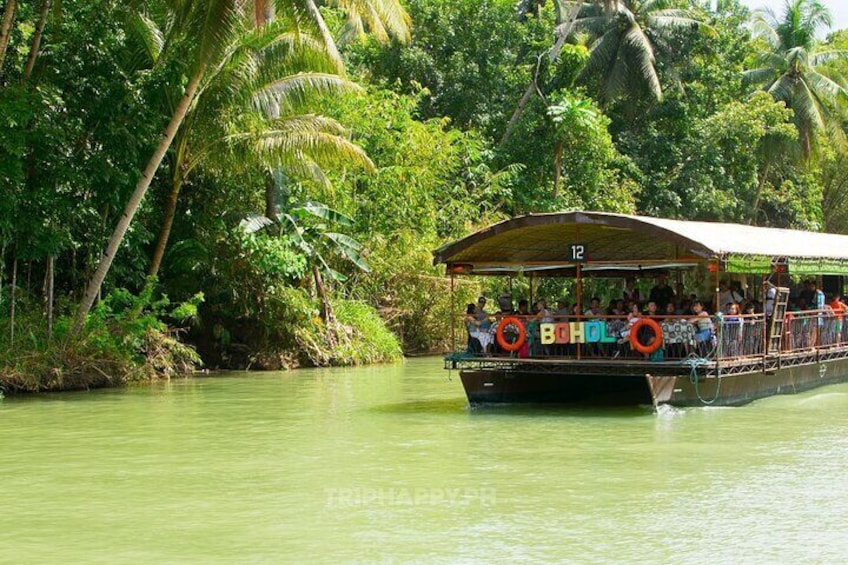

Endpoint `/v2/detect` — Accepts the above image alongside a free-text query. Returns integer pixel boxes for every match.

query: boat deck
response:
[445,344,848,378]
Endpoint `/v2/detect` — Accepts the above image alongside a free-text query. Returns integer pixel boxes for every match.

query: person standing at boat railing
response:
[829,294,847,345]
[722,302,744,358]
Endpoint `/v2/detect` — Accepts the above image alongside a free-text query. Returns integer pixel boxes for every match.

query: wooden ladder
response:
[767,286,790,354]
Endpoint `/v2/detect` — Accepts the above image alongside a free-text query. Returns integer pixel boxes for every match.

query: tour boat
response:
[435,211,848,407]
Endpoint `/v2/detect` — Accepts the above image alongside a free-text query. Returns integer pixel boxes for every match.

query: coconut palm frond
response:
[805,69,848,106]
[580,28,620,79]
[128,11,165,64]
[767,73,795,103]
[252,72,360,116]
[573,15,610,35]
[338,0,411,43]
[743,67,779,86]
[623,24,661,100]
[810,49,848,66]
[750,10,781,50]
[602,47,629,103]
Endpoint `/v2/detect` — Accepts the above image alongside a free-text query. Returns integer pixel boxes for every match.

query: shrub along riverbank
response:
[0,288,403,395]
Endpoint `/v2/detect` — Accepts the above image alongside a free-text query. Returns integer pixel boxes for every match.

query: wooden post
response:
[576,262,582,360]
[714,257,721,364]
[529,272,535,307]
[450,272,456,352]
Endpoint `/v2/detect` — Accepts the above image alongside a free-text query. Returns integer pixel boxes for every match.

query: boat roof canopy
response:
[433,211,848,275]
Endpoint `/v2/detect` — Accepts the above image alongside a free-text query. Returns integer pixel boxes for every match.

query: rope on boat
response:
[688,313,723,405]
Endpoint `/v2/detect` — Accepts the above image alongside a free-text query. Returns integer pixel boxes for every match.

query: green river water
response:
[3,356,848,564]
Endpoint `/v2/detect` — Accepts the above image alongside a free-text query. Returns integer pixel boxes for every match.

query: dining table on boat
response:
[660,319,697,347]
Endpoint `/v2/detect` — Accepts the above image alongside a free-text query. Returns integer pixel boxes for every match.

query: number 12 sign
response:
[569,244,587,262]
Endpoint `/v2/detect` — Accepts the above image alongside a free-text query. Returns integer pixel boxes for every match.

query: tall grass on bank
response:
[294,299,403,367]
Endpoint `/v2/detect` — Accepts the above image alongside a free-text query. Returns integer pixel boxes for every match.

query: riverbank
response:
[0,293,405,395]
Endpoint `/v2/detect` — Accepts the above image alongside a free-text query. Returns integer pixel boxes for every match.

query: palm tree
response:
[142,13,372,278]
[0,0,18,75]
[744,0,848,156]
[270,0,410,72]
[71,0,245,335]
[575,0,707,106]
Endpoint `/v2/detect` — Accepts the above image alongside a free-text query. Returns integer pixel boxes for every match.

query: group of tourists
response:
[461,274,848,360]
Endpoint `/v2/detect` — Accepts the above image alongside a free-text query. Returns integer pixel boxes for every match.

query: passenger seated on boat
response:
[464,303,484,354]
[584,297,602,317]
[664,302,684,357]
[635,301,663,359]
[618,303,642,357]
[645,300,660,320]
[689,301,715,356]
[554,298,569,318]
[475,296,491,330]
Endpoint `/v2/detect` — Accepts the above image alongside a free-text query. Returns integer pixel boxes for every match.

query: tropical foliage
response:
[2,0,848,391]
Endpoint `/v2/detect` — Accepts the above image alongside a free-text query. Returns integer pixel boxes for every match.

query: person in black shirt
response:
[649,274,674,310]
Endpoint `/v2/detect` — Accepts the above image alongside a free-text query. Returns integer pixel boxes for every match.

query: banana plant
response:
[242,171,368,333]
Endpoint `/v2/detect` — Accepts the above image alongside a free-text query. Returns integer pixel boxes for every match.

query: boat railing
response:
[717,313,765,360]
[459,313,718,362]
[459,308,848,361]
[781,308,848,353]
[456,309,848,363]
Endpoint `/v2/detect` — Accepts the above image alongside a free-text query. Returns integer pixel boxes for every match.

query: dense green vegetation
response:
[2,0,848,391]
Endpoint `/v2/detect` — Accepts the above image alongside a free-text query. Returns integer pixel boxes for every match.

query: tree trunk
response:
[0,243,5,303]
[254,0,274,26]
[23,0,50,82]
[749,160,771,226]
[46,254,54,336]
[0,0,17,75]
[313,265,337,346]
[10,254,16,344]
[148,172,183,277]
[303,0,345,74]
[499,0,582,147]
[264,171,278,222]
[72,65,206,336]
[553,141,563,199]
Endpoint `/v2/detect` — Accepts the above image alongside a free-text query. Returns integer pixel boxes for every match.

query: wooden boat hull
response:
[459,355,848,408]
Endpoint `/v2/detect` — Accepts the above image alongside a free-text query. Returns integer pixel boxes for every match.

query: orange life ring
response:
[629,318,663,355]
[496,317,526,352]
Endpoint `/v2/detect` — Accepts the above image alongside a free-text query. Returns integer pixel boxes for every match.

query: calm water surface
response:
[2,357,848,563]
